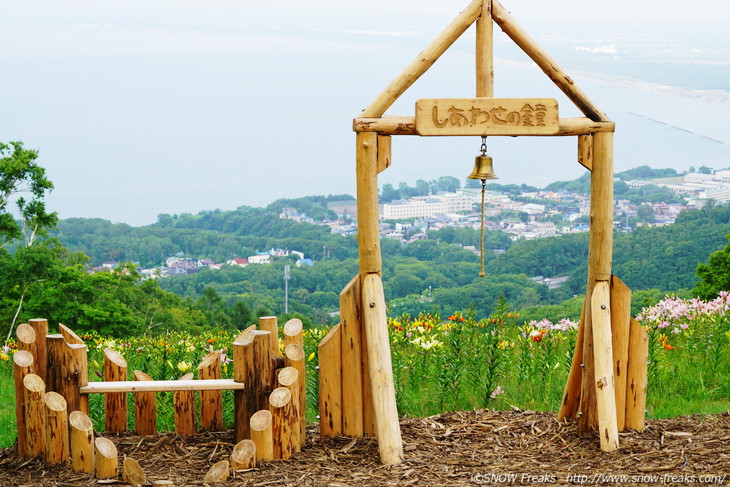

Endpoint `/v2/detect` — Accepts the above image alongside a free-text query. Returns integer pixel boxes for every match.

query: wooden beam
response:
[578,134,594,171]
[80,379,246,394]
[360,0,482,118]
[356,132,381,276]
[491,1,609,122]
[353,116,614,136]
[591,281,620,451]
[362,274,403,465]
[476,0,494,97]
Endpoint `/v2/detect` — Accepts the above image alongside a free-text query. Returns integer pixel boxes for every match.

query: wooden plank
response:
[491,0,609,123]
[361,0,482,118]
[590,281,619,451]
[356,132,381,276]
[625,317,648,430]
[340,275,364,437]
[557,300,585,421]
[476,0,494,97]
[610,275,631,431]
[81,378,246,394]
[415,98,559,136]
[318,324,342,438]
[578,134,593,171]
[376,135,392,173]
[353,116,613,136]
[362,274,403,465]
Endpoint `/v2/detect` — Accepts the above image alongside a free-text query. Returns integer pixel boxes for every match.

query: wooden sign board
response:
[415,98,559,136]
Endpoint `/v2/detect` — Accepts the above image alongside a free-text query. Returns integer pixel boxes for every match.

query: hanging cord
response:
[479,178,486,278]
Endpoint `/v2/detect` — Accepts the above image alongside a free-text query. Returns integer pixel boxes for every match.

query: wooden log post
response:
[123,457,147,486]
[318,324,342,438]
[284,343,306,446]
[95,437,118,479]
[250,410,274,462]
[579,131,614,433]
[198,349,223,431]
[277,367,301,452]
[610,275,631,431]
[269,387,294,460]
[133,370,156,435]
[591,281,619,452]
[16,323,37,361]
[59,323,84,345]
[356,132,381,276]
[340,275,364,437]
[44,391,70,464]
[362,274,403,464]
[46,334,88,415]
[13,350,34,457]
[233,329,256,442]
[376,135,392,173]
[476,0,494,97]
[283,318,303,349]
[204,460,230,483]
[103,348,128,433]
[231,439,256,470]
[625,317,648,430]
[259,316,280,358]
[253,330,274,411]
[69,410,94,474]
[557,302,585,421]
[174,373,196,435]
[23,373,46,458]
[28,318,48,383]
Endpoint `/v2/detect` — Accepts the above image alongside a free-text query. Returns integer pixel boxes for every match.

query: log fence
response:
[10,316,305,481]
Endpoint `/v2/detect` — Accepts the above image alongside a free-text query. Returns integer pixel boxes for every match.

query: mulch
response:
[1,409,729,486]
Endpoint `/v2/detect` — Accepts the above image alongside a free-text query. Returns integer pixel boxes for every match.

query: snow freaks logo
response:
[471,472,728,484]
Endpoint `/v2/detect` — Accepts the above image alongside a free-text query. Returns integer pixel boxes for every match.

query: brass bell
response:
[468,153,498,180]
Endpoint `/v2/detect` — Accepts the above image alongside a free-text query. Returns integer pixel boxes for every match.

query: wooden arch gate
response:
[324,0,648,466]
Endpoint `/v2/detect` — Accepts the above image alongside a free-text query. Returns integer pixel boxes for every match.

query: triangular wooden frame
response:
[335,0,643,466]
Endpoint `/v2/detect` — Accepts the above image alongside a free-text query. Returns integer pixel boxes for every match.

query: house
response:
[296,258,314,267]
[248,253,271,265]
[227,258,248,267]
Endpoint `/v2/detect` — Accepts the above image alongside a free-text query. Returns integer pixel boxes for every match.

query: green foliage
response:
[379,176,462,203]
[695,234,730,299]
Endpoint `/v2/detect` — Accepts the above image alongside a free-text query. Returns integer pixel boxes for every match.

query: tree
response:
[0,141,58,339]
[695,234,730,299]
[636,204,655,223]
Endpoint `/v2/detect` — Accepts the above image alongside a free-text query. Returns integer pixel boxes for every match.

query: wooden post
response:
[250,410,274,462]
[69,410,94,474]
[23,373,46,458]
[123,457,147,486]
[277,367,301,452]
[269,387,293,460]
[340,275,364,437]
[234,329,256,441]
[44,391,70,464]
[198,349,223,431]
[58,323,84,345]
[557,302,585,420]
[476,0,494,97]
[361,0,482,117]
[610,275,631,431]
[491,0,609,122]
[231,439,256,470]
[174,373,196,435]
[318,324,342,438]
[356,132,381,276]
[259,316,280,358]
[376,135,392,173]
[578,134,594,171]
[28,318,48,383]
[283,318,303,349]
[95,437,118,479]
[361,305,376,436]
[253,330,274,411]
[13,350,34,457]
[284,343,307,445]
[16,323,37,361]
[103,348,127,433]
[362,274,403,464]
[580,131,614,432]
[591,281,619,452]
[133,370,156,435]
[46,334,88,415]
[204,460,230,483]
[625,317,648,430]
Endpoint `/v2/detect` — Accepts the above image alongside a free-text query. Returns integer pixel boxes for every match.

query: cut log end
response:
[69,410,93,430]
[284,344,305,362]
[231,439,257,470]
[14,350,34,368]
[123,457,147,486]
[204,460,230,482]
[104,348,128,368]
[283,318,303,337]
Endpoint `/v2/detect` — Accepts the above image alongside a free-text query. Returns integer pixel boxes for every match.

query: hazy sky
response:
[2,0,728,225]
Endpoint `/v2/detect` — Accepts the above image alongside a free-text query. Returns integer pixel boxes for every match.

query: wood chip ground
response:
[1,409,728,486]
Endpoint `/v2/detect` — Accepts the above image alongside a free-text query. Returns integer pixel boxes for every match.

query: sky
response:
[1,0,729,225]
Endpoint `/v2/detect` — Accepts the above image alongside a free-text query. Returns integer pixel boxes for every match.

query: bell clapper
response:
[467,136,497,278]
